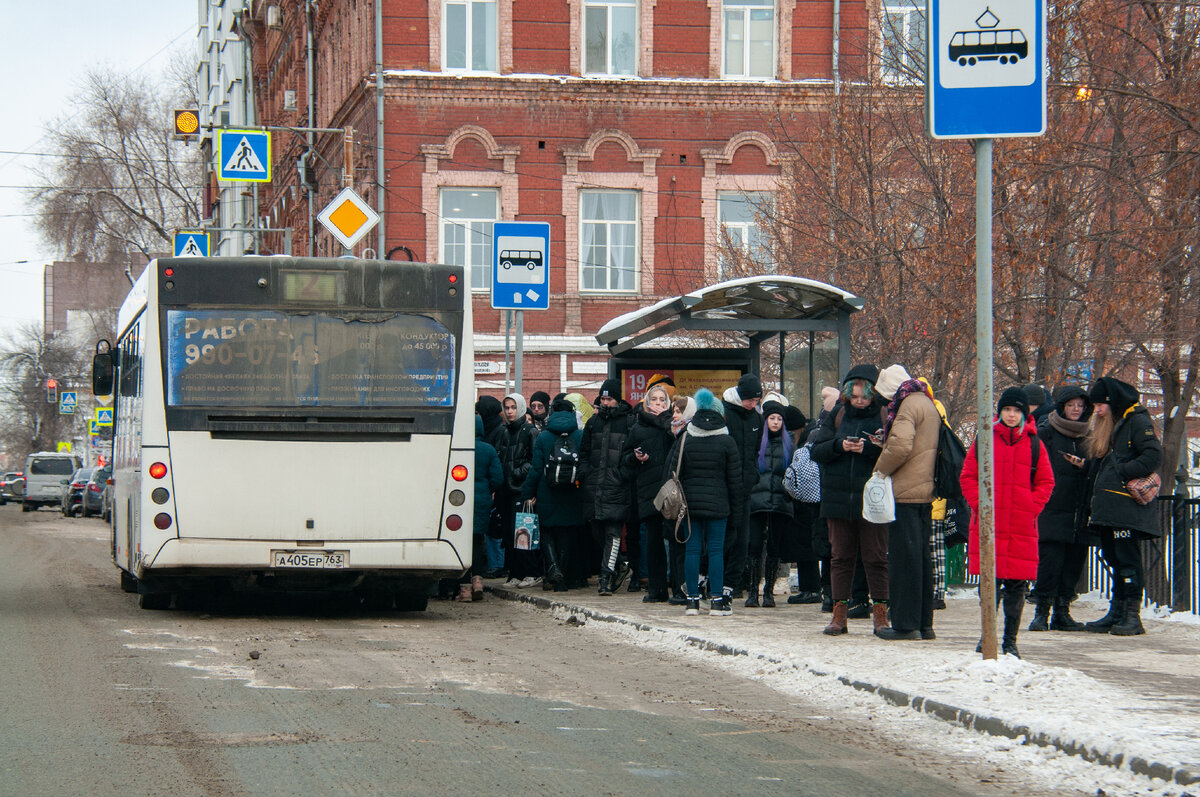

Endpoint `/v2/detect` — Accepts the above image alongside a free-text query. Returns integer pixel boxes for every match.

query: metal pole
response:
[504,310,513,394]
[515,310,524,397]
[976,138,997,660]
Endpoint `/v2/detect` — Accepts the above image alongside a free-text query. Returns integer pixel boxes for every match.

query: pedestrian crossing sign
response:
[59,391,77,415]
[173,231,210,258]
[95,408,114,426]
[217,129,272,182]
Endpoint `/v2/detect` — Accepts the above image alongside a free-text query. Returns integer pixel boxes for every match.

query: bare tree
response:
[0,323,92,465]
[28,61,202,264]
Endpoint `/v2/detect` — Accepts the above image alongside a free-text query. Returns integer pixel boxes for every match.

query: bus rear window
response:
[164,310,455,408]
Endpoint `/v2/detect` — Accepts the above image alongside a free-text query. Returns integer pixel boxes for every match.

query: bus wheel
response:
[120,571,138,593]
[394,592,429,612]
[138,591,172,610]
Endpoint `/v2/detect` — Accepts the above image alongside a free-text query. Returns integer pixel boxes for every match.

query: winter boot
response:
[744,557,762,608]
[455,583,473,602]
[1028,600,1051,632]
[1110,596,1146,636]
[1085,584,1125,633]
[684,596,701,616]
[1001,581,1025,658]
[762,558,779,608]
[542,535,564,589]
[1050,598,1086,631]
[598,573,614,597]
[471,575,484,601]
[820,586,834,613]
[846,599,871,619]
[872,602,889,634]
[823,601,848,635]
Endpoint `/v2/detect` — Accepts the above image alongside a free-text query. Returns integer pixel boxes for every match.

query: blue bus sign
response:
[492,222,550,311]
[926,0,1046,139]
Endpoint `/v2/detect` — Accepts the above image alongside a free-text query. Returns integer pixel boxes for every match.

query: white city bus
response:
[92,257,474,610]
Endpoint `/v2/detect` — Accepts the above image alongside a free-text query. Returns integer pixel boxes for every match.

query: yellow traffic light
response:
[174,109,200,137]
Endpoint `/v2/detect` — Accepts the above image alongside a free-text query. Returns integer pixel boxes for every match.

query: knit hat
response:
[598,378,622,400]
[761,390,789,408]
[1021,383,1048,408]
[550,398,576,414]
[821,386,841,413]
[645,373,677,400]
[842,364,880,385]
[694,388,724,415]
[529,390,551,409]
[761,399,787,421]
[997,386,1029,418]
[875,364,911,401]
[736,373,762,400]
[503,392,527,418]
[1088,376,1140,415]
[783,405,807,431]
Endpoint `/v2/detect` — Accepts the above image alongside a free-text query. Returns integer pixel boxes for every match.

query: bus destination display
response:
[165,310,455,407]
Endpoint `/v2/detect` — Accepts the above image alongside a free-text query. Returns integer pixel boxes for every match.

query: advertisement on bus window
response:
[165,310,455,407]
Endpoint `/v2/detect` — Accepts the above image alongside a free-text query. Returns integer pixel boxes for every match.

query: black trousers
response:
[888,502,934,632]
[1033,540,1087,602]
[724,506,751,589]
[642,514,668,596]
[1097,527,1145,600]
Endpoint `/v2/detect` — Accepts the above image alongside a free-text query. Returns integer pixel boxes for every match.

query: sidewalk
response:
[487,579,1200,788]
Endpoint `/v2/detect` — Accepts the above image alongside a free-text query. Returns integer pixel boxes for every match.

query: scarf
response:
[1047,410,1089,439]
[882,378,928,441]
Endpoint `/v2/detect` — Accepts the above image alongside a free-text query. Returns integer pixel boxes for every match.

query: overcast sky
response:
[0,2,195,337]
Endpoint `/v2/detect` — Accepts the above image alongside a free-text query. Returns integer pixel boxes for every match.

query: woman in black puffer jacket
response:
[664,388,743,617]
[745,400,794,608]
[620,384,676,602]
[1029,385,1092,632]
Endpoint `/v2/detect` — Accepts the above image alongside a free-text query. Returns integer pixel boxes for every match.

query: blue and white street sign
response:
[173,231,209,258]
[926,0,1046,139]
[58,391,76,415]
[492,222,550,311]
[217,129,272,182]
[95,408,114,426]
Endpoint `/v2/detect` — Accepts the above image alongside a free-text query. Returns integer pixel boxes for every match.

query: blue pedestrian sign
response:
[217,129,272,182]
[59,391,77,415]
[173,231,210,258]
[492,222,550,311]
[926,1,1046,139]
[95,408,114,426]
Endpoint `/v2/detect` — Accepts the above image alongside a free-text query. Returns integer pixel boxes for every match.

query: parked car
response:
[0,471,21,505]
[61,467,95,517]
[101,471,114,523]
[22,451,82,511]
[82,464,111,518]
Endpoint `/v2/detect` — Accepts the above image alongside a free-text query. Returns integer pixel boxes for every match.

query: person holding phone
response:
[620,383,676,602]
[1029,385,1093,632]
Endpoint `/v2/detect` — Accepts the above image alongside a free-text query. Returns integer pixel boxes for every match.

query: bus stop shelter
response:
[595,276,863,415]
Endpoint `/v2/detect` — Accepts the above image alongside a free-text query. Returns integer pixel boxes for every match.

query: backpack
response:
[783,443,821,503]
[544,432,580,488]
[934,421,968,500]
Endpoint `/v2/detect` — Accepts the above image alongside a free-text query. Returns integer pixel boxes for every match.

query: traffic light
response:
[174,109,200,138]
[46,377,57,404]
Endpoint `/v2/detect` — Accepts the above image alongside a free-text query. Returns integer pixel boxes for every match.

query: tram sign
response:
[926,0,1046,139]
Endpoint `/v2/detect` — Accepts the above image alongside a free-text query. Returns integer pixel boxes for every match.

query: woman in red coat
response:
[961,387,1055,657]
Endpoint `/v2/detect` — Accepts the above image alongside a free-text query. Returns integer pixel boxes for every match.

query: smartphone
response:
[634,447,645,456]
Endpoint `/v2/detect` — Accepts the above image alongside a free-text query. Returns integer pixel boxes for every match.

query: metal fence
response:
[948,496,1200,616]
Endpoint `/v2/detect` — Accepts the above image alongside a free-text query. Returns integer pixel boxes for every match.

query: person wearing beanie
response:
[810,366,892,635]
[666,388,744,617]
[873,364,942,640]
[528,390,552,431]
[1029,385,1093,632]
[821,386,842,414]
[1082,376,1163,636]
[744,400,795,608]
[579,379,635,596]
[1022,383,1054,425]
[620,383,677,602]
[722,375,764,599]
[961,386,1055,657]
[495,393,543,588]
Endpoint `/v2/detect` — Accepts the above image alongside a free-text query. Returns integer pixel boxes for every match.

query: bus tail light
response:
[153,513,173,530]
[450,465,468,482]
[445,514,463,531]
[148,462,168,479]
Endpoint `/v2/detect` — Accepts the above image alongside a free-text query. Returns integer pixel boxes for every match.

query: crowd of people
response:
[459,366,1164,655]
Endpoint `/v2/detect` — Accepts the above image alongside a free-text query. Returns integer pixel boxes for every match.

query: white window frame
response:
[579,189,640,294]
[442,0,499,73]
[880,0,925,85]
[717,191,774,279]
[722,0,776,80]
[440,188,499,293]
[583,0,638,76]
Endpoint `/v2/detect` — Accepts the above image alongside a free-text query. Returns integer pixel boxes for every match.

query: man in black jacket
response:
[722,373,763,597]
[579,378,635,596]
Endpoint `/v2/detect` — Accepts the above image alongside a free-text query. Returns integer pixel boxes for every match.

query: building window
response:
[718,191,773,278]
[584,0,637,76]
[444,0,497,72]
[580,190,638,292]
[724,0,775,79]
[880,1,925,84]
[441,188,498,291]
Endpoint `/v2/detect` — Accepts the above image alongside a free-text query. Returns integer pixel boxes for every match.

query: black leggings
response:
[1097,527,1145,600]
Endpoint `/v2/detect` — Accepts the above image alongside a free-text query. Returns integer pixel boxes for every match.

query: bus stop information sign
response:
[492,221,550,310]
[925,0,1046,139]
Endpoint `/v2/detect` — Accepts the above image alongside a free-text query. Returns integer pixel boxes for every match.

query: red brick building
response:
[242,0,897,398]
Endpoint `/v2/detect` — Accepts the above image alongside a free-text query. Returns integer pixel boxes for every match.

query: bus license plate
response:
[271,550,348,569]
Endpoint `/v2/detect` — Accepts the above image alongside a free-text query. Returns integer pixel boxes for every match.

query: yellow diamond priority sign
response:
[317,187,379,250]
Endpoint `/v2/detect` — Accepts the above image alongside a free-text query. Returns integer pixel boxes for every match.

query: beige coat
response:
[875,391,940,504]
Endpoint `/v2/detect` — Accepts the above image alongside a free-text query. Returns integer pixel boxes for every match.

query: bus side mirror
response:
[93,340,114,396]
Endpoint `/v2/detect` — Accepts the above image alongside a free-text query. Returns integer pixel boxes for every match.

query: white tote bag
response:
[862,472,896,524]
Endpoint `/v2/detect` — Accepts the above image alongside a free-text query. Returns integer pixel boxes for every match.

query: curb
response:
[489,585,1199,787]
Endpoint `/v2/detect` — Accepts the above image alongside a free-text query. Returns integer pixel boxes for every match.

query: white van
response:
[22,451,82,511]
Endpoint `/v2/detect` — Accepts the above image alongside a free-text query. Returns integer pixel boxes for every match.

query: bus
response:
[92,257,475,611]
